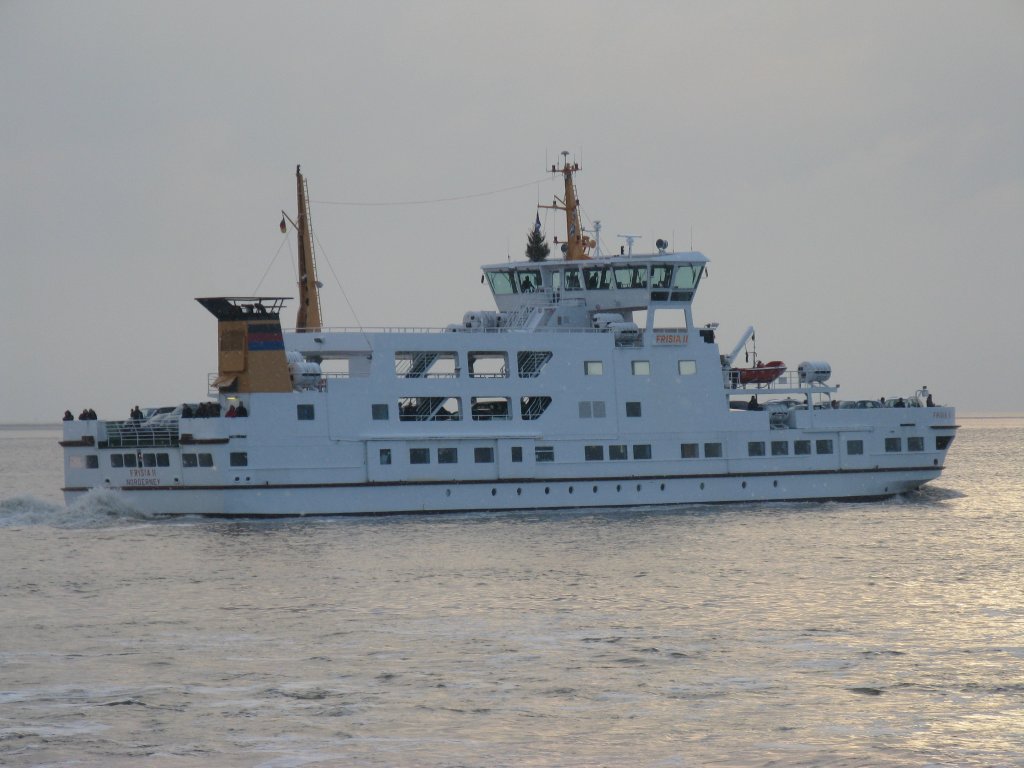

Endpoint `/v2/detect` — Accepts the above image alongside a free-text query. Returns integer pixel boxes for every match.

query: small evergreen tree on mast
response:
[525,213,550,262]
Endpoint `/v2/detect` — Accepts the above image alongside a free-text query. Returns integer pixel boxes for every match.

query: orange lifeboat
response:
[734,360,786,385]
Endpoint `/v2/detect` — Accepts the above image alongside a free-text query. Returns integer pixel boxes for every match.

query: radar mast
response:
[540,151,594,261]
[292,165,322,332]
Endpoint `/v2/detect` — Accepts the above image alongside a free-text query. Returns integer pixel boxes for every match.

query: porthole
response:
[660,483,665,491]
[491,488,497,496]
[700,482,705,490]
[446,489,451,497]
[742,481,747,489]
[568,486,574,494]
[593,485,598,493]
[773,480,778,488]
[517,488,522,496]
[636,484,642,492]
[616,484,622,492]
[545,487,550,495]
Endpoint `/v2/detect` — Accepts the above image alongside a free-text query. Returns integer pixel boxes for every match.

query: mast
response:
[540,152,593,261]
[294,165,322,332]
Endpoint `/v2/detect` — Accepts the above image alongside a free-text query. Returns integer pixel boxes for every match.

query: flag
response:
[534,212,542,234]
[279,216,287,233]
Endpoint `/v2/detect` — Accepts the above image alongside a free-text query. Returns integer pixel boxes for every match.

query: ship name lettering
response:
[655,334,686,345]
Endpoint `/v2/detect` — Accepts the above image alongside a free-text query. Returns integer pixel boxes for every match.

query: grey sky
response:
[1,1,1021,422]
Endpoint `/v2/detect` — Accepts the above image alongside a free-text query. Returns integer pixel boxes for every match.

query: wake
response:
[0,488,161,528]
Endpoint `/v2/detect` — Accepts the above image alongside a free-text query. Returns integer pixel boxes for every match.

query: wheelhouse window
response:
[936,436,954,450]
[85,455,99,469]
[680,443,699,459]
[794,440,811,455]
[486,270,518,295]
[583,266,611,290]
[847,440,864,455]
[516,269,541,293]
[584,361,603,376]
[409,448,430,464]
[651,265,673,289]
[438,447,458,464]
[198,453,214,467]
[584,445,604,461]
[885,438,902,453]
[771,441,789,456]
[908,436,924,452]
[815,439,834,455]
[182,453,198,468]
[748,442,765,457]
[613,265,648,289]
[631,361,651,376]
[563,267,582,291]
[632,444,652,460]
[704,442,722,458]
[678,360,698,376]
[474,447,494,464]
[229,452,248,467]
[609,444,627,460]
[111,454,124,468]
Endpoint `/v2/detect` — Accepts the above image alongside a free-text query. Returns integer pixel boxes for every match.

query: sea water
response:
[0,419,1021,767]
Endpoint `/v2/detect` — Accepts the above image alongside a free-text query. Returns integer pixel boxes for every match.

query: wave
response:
[0,488,162,529]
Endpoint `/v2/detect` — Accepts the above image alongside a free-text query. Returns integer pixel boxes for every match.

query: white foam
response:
[0,487,160,528]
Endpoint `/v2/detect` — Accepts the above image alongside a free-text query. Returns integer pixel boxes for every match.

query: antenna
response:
[617,234,641,257]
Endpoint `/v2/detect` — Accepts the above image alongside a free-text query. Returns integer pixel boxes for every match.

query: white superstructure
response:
[62,162,957,516]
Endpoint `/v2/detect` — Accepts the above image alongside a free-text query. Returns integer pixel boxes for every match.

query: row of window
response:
[388,352,698,381]
[382,445,557,466]
[371,396,554,423]
[110,452,172,468]
[393,350,553,379]
[79,436,948,473]
[487,263,703,295]
[585,359,698,377]
[385,435,940,467]
[106,451,237,468]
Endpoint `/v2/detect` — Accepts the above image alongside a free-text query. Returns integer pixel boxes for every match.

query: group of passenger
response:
[224,402,248,418]
[63,408,97,421]
[178,401,247,418]
[62,401,252,423]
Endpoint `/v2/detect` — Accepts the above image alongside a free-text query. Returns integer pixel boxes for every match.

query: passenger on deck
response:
[236,402,248,417]
[926,394,934,407]
[748,395,761,411]
[225,405,237,418]
[181,404,194,419]
[62,410,74,421]
[895,397,906,408]
[130,405,143,420]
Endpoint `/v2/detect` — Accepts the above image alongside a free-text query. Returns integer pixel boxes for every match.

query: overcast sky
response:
[1,0,1021,422]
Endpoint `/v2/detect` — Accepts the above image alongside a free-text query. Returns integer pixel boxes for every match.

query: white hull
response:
[64,466,942,517]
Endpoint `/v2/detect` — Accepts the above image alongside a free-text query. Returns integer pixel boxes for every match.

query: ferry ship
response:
[62,161,957,516]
